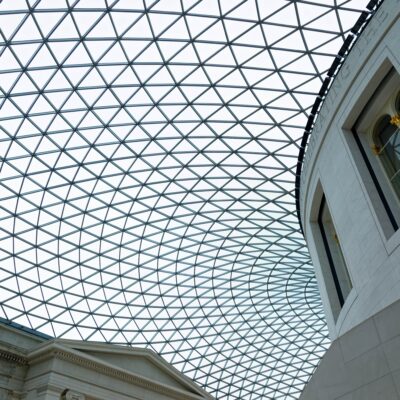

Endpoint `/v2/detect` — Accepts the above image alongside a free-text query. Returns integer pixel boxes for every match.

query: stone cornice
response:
[28,342,213,400]
[0,348,28,365]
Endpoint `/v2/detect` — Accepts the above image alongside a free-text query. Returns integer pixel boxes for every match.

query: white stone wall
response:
[300,0,400,398]
[300,297,400,400]
[0,323,213,400]
[300,0,400,340]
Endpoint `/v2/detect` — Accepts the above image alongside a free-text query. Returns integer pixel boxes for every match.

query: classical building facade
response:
[0,322,212,400]
[299,0,400,398]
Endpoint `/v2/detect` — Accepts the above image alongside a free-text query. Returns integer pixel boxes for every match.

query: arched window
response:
[372,98,400,199]
[352,69,400,235]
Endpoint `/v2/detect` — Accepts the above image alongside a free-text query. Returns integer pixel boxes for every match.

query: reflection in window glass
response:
[374,113,400,198]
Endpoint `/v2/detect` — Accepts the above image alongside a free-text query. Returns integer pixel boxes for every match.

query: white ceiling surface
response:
[0,0,367,398]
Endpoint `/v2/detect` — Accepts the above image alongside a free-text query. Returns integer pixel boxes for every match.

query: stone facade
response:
[301,0,400,339]
[0,323,212,400]
[300,299,400,400]
[299,0,400,398]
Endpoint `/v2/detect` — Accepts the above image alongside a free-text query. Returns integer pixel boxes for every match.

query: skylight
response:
[0,0,369,398]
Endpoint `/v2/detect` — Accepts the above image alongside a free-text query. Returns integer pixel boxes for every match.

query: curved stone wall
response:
[300,0,400,339]
[299,0,400,398]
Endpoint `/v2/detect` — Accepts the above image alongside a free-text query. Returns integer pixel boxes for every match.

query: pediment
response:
[54,340,210,398]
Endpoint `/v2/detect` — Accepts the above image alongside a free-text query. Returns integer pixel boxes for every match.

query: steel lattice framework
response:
[0,0,369,398]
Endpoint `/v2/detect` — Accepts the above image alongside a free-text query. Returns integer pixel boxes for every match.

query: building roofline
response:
[294,0,384,234]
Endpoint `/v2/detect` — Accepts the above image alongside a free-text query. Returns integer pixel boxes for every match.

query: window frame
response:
[352,68,400,235]
[317,195,352,310]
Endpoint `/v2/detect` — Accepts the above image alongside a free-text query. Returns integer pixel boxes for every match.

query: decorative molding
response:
[28,342,211,400]
[0,349,28,366]
[62,389,86,400]
[52,349,204,400]
[36,384,64,396]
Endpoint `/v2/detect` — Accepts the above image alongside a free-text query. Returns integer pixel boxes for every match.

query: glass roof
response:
[0,0,368,398]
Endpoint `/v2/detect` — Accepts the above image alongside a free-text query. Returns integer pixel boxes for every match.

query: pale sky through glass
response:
[0,0,368,398]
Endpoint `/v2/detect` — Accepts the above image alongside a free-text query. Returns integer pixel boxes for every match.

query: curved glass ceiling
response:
[0,0,367,398]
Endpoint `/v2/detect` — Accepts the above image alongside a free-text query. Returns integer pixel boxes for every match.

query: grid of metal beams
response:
[0,0,368,398]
